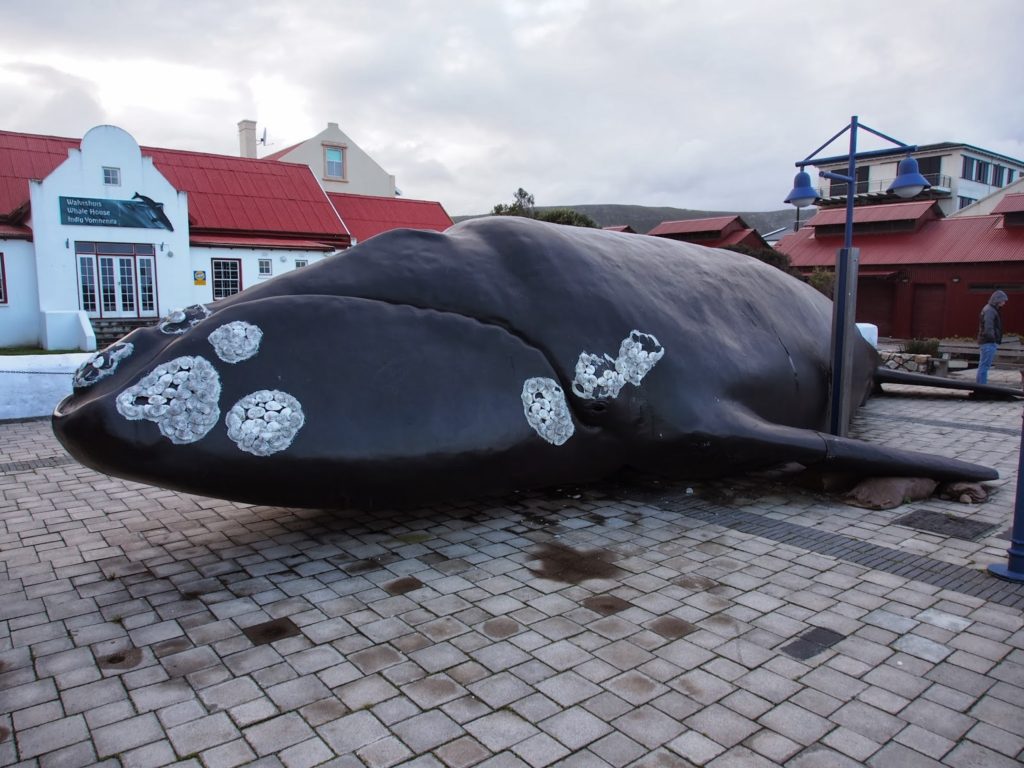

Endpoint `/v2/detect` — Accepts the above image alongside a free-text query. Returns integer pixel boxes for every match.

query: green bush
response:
[900,338,940,356]
[807,268,835,298]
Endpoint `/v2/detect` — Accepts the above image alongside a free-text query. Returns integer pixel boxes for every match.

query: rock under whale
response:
[52,216,998,509]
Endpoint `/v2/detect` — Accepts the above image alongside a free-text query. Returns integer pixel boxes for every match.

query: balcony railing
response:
[822,173,952,199]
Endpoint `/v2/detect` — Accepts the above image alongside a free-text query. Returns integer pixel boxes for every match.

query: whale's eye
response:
[586,401,609,413]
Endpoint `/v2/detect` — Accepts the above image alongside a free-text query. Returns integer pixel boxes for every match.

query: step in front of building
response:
[92,319,156,349]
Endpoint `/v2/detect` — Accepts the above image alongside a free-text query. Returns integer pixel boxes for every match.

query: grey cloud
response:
[2,0,1023,215]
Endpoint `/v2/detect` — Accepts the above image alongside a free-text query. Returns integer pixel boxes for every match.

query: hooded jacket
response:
[978,290,1007,345]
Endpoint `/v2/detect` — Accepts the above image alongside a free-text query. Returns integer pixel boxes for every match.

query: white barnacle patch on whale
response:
[159,304,212,335]
[571,330,665,400]
[226,390,305,456]
[115,356,221,444]
[208,321,263,363]
[73,342,134,389]
[616,331,665,386]
[522,377,574,446]
[572,352,624,399]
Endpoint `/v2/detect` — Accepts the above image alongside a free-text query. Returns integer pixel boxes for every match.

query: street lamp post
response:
[785,115,929,436]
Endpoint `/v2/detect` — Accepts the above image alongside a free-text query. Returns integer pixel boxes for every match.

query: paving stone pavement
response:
[1,373,1023,767]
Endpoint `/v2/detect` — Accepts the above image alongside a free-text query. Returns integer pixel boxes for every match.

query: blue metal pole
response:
[827,116,860,436]
[988,408,1024,581]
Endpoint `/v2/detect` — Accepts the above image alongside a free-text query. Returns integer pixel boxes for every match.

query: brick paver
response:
[1,372,1023,766]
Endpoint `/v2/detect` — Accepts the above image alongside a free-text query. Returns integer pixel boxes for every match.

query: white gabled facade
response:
[0,125,345,351]
[247,121,398,197]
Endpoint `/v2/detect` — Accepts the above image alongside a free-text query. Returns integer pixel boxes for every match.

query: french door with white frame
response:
[76,242,158,319]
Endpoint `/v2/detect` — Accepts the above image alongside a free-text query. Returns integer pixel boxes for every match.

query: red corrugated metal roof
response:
[993,194,1024,214]
[0,129,348,246]
[779,213,1024,267]
[647,215,740,236]
[717,228,758,247]
[807,200,937,227]
[327,192,452,243]
[188,234,336,251]
[0,221,32,239]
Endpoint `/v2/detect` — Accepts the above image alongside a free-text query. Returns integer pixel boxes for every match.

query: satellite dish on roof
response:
[258,128,268,146]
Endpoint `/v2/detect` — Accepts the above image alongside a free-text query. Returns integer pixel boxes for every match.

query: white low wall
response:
[0,353,92,420]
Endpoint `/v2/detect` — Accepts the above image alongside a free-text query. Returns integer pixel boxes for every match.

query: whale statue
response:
[53,217,998,509]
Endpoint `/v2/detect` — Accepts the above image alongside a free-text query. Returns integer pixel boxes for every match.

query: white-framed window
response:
[258,258,272,278]
[961,157,976,180]
[103,167,121,186]
[295,259,308,268]
[212,258,242,299]
[324,145,346,180]
[0,253,7,305]
[958,196,977,210]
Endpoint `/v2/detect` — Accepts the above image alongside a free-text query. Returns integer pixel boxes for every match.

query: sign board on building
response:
[59,195,173,231]
[193,270,207,286]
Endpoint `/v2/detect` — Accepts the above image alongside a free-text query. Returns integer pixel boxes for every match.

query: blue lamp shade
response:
[785,170,818,208]
[888,156,930,199]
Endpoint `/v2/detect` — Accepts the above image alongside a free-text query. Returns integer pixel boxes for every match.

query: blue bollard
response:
[988,408,1024,582]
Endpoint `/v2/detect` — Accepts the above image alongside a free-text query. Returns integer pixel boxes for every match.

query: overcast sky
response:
[2,0,1022,216]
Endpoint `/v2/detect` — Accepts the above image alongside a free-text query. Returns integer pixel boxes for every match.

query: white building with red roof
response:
[0,123,452,351]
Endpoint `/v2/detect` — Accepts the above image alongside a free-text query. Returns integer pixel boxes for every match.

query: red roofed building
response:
[0,124,352,349]
[777,201,1024,338]
[0,123,453,350]
[647,215,769,250]
[327,192,452,244]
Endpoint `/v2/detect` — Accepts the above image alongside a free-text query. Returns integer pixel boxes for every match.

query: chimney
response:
[238,119,257,158]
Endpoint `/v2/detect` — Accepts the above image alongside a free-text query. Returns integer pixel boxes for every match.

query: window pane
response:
[326,147,345,177]
[96,242,134,255]
[0,254,6,304]
[212,259,241,299]
[119,258,136,312]
[79,256,97,312]
[99,258,117,312]
[139,257,155,312]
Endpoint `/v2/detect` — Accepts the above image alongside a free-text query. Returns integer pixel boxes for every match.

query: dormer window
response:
[324,145,346,180]
[103,167,121,186]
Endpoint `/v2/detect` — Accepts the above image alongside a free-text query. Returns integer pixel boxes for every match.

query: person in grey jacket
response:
[977,290,1008,383]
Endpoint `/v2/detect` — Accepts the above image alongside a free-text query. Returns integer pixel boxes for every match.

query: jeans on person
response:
[977,342,998,384]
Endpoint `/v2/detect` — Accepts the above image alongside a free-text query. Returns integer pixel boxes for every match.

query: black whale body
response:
[52,217,997,508]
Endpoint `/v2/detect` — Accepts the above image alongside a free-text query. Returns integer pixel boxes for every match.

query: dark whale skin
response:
[52,217,996,509]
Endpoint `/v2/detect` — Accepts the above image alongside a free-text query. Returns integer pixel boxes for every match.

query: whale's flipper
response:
[874,367,1022,399]
[720,412,998,482]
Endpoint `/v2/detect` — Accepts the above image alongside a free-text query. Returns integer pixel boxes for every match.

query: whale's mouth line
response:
[262,291,587,409]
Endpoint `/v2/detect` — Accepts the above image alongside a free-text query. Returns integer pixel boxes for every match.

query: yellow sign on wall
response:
[193,270,207,286]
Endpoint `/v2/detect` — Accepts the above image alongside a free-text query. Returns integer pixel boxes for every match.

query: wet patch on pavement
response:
[527,542,624,584]
[242,617,301,646]
[384,576,425,595]
[581,594,632,615]
[97,646,144,670]
[781,626,845,660]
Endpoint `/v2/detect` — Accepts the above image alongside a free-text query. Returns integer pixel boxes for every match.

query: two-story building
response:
[812,142,1024,215]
